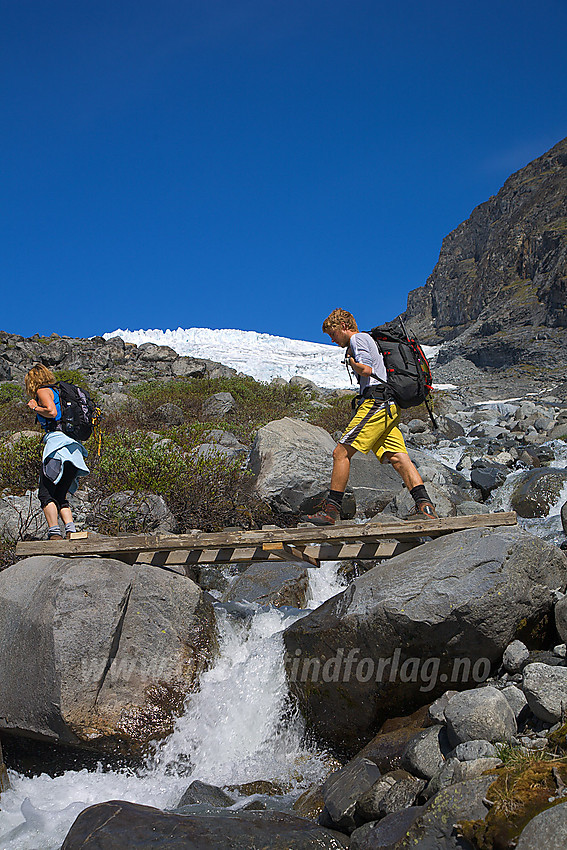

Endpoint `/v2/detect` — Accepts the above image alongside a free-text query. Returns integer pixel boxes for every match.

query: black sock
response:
[328,490,344,507]
[410,485,430,504]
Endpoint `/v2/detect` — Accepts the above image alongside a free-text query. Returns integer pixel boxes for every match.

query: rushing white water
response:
[0,565,344,850]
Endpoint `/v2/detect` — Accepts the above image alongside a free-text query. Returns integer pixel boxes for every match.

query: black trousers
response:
[38,461,77,510]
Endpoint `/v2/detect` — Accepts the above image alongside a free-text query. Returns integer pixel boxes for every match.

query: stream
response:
[0,562,346,850]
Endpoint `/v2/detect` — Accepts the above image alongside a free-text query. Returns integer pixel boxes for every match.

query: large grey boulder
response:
[91,490,178,534]
[284,528,567,754]
[320,756,381,833]
[350,776,493,850]
[61,801,349,849]
[137,342,178,362]
[249,418,336,512]
[201,392,237,418]
[556,595,567,642]
[562,500,567,534]
[443,686,517,746]
[511,468,567,518]
[0,556,217,756]
[516,801,567,849]
[401,725,449,780]
[223,561,309,608]
[522,663,567,723]
[171,356,207,378]
[348,453,404,516]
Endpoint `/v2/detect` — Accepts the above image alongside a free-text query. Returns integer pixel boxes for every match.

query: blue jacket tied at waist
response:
[42,431,89,494]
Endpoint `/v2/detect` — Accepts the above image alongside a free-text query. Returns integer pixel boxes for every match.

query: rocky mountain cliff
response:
[402,136,567,393]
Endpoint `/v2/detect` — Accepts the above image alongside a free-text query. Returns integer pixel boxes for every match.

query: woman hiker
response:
[302,308,438,525]
[25,364,89,540]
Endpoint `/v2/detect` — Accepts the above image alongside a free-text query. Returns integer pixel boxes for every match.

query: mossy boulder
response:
[459,757,567,849]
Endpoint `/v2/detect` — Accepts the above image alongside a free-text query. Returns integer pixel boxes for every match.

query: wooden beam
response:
[15,513,517,560]
[262,542,321,567]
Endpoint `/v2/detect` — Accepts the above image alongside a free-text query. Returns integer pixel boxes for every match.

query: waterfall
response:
[0,563,345,850]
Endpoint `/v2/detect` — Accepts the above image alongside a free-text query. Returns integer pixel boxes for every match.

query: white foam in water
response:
[307,560,347,610]
[0,564,346,850]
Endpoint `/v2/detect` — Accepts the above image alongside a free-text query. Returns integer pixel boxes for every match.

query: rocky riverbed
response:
[2,333,567,848]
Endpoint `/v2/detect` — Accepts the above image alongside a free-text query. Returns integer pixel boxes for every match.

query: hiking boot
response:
[404,500,438,520]
[301,500,340,526]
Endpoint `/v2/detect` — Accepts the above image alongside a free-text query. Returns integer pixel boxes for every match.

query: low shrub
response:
[105,375,308,442]
[88,431,272,532]
[53,370,91,391]
[0,436,41,492]
[0,383,25,404]
[0,383,33,432]
[0,536,16,572]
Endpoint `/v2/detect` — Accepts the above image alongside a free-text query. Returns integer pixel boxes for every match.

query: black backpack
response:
[368,319,437,427]
[44,381,98,442]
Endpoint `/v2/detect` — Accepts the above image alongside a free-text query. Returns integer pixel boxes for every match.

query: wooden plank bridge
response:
[15,512,517,570]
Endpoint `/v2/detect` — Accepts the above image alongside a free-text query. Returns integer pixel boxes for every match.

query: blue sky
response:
[2,0,566,344]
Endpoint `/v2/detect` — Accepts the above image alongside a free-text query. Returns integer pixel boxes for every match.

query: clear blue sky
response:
[3,1,566,343]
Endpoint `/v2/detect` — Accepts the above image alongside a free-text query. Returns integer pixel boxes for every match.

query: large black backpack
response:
[54,381,98,442]
[368,319,437,426]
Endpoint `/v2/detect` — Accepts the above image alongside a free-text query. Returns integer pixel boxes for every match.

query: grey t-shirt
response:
[349,332,386,395]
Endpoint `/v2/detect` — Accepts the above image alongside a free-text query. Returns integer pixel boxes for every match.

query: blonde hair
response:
[25,364,56,397]
[322,308,358,334]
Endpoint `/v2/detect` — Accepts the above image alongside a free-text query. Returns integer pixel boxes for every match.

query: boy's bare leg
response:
[330,443,357,492]
[383,450,423,490]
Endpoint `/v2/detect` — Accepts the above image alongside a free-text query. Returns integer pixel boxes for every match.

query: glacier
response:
[103,326,440,389]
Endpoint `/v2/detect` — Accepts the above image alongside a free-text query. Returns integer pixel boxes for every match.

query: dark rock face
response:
[61,800,350,849]
[402,135,567,386]
[283,528,567,755]
[0,739,9,792]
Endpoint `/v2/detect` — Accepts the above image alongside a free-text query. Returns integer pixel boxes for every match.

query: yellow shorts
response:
[339,399,407,461]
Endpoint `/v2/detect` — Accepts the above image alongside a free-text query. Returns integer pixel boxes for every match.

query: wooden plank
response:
[15,513,517,559]
[135,547,285,566]
[262,542,320,568]
[133,538,447,567]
